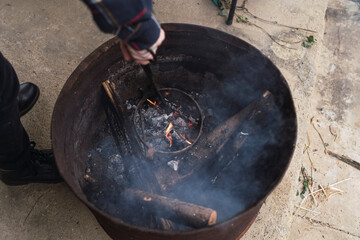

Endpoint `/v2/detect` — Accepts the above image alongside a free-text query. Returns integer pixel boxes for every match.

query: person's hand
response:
[120,29,165,65]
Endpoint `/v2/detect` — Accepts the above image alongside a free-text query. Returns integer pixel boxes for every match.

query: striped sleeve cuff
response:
[117,16,161,50]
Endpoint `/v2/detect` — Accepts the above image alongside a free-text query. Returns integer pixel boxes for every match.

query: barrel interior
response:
[52,24,297,240]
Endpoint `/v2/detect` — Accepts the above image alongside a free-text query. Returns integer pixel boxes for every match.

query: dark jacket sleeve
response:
[82,0,161,50]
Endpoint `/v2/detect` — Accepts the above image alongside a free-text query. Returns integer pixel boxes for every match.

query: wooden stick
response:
[124,188,217,228]
[190,91,271,165]
[156,91,273,190]
[304,178,352,197]
[309,184,318,207]
[102,80,141,151]
[206,91,271,151]
[319,184,328,199]
[103,80,174,229]
[327,150,360,171]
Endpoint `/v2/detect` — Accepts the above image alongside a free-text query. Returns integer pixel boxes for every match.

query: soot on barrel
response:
[82,61,287,231]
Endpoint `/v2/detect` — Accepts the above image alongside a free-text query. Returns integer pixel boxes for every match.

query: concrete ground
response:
[0,0,359,239]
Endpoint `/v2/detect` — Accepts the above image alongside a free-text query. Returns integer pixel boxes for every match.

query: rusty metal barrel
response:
[51,24,297,240]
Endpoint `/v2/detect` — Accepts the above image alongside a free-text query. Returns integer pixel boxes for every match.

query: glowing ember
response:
[146,99,157,106]
[179,134,192,145]
[143,197,152,201]
[165,121,174,147]
[188,122,194,127]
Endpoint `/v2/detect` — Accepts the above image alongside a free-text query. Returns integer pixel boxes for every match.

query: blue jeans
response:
[0,52,30,170]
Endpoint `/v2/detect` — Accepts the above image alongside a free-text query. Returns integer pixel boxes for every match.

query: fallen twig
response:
[327,191,343,198]
[219,0,300,49]
[319,183,328,199]
[295,177,352,218]
[245,20,297,49]
[329,125,338,141]
[310,117,328,154]
[237,6,317,33]
[304,178,352,197]
[328,186,345,193]
[303,132,311,153]
[327,150,360,171]
[309,184,318,207]
[329,177,353,186]
[293,195,308,216]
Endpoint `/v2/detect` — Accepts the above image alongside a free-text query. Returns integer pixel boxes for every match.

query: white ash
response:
[188,116,196,124]
[109,154,121,164]
[135,101,198,150]
[150,114,173,126]
[174,117,187,127]
[171,128,184,142]
[125,100,136,110]
[167,160,179,171]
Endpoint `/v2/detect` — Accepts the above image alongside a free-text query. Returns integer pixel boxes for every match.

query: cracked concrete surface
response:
[288,0,360,239]
[0,0,359,239]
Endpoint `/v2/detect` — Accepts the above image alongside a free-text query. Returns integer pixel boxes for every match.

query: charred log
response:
[157,91,273,190]
[102,80,143,154]
[123,188,217,228]
[103,80,174,229]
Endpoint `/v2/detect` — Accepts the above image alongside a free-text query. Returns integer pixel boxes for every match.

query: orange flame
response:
[188,122,194,127]
[180,134,192,145]
[165,121,174,147]
[147,99,157,106]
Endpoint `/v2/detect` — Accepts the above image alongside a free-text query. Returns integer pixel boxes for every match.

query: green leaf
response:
[307,35,315,43]
[302,35,317,48]
[300,193,305,199]
[301,179,309,194]
[218,9,228,16]
[236,15,249,23]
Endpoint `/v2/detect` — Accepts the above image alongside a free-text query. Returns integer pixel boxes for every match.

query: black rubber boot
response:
[18,82,40,117]
[0,142,63,186]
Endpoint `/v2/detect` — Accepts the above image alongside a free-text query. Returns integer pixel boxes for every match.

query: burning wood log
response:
[103,80,175,229]
[156,91,273,190]
[197,91,272,155]
[102,80,128,145]
[209,92,275,184]
[123,188,217,228]
[102,80,140,150]
[102,80,160,190]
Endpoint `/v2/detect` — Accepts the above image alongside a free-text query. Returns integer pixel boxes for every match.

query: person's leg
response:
[0,52,30,170]
[0,52,62,185]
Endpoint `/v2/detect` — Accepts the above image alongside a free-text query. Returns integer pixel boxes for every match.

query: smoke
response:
[82,52,296,231]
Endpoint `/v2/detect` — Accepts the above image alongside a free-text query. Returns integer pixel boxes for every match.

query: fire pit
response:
[52,24,297,240]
